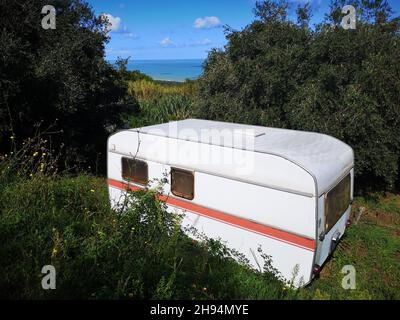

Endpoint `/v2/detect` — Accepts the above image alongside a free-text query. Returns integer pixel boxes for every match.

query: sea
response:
[125,59,205,82]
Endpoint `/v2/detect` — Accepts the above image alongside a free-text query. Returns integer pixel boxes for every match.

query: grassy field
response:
[0,166,398,299]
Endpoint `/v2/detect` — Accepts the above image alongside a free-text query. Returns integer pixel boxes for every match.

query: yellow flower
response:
[10,136,15,140]
[52,248,58,257]
[33,152,39,157]
[29,173,33,177]
[42,152,47,157]
[202,287,207,292]
[90,189,95,193]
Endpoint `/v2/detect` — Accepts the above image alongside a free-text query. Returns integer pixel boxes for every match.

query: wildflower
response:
[90,189,95,193]
[10,136,15,140]
[128,293,134,298]
[42,152,47,157]
[29,173,33,177]
[33,152,39,157]
[52,248,58,257]
[202,287,207,292]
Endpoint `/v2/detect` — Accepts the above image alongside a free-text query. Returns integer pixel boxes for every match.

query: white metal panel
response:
[108,131,317,196]
[194,172,316,239]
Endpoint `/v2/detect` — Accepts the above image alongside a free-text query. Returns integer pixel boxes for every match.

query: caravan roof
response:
[113,119,354,197]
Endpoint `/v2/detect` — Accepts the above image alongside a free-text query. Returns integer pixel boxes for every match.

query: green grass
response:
[0,174,289,300]
[0,143,399,300]
[298,195,400,300]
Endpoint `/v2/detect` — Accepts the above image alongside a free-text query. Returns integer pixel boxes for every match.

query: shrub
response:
[196,0,400,191]
[0,0,135,174]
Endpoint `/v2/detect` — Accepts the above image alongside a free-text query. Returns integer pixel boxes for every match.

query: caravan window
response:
[171,168,194,200]
[121,158,148,185]
[325,174,351,232]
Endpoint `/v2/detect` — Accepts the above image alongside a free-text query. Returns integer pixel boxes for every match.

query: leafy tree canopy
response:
[197,0,400,191]
[0,0,135,172]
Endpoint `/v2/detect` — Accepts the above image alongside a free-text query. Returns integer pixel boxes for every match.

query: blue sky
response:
[86,0,400,61]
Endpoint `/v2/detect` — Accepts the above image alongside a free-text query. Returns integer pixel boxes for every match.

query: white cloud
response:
[194,16,222,29]
[106,47,132,56]
[101,13,121,32]
[160,37,175,47]
[199,38,212,45]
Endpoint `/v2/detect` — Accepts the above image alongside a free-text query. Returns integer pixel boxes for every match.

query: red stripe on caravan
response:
[108,179,316,251]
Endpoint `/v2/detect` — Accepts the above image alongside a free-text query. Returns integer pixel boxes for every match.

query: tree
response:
[0,0,135,172]
[296,2,312,28]
[197,0,400,191]
[254,0,289,23]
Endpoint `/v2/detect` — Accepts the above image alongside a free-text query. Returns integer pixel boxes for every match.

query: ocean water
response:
[126,59,204,82]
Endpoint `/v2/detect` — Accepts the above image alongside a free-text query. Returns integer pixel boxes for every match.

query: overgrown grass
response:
[126,79,198,127]
[298,195,400,300]
[129,95,195,128]
[128,79,198,101]
[0,175,292,299]
[0,140,290,299]
[0,140,399,300]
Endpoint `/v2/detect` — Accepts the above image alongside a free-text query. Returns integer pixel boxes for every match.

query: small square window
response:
[171,168,194,200]
[122,158,148,185]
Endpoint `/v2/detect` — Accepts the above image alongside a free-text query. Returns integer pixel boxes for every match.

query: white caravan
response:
[107,119,354,287]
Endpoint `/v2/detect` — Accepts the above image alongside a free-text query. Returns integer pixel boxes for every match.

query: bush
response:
[0,0,135,173]
[196,0,400,191]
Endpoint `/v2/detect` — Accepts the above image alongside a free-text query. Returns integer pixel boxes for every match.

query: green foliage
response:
[0,175,289,299]
[114,58,154,82]
[1,143,399,300]
[196,0,400,191]
[0,147,287,299]
[126,78,198,127]
[0,0,135,173]
[128,79,198,101]
[130,95,195,127]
